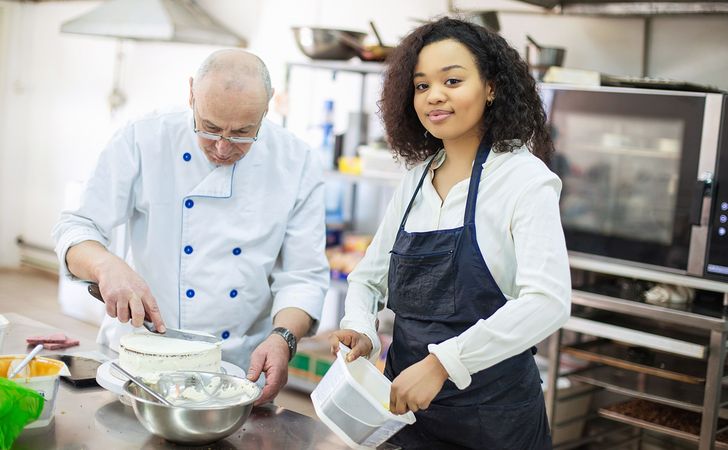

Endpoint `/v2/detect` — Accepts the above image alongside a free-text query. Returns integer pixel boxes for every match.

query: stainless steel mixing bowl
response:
[123,371,261,445]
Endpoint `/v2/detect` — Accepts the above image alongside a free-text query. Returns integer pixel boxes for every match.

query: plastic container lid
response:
[311,344,415,449]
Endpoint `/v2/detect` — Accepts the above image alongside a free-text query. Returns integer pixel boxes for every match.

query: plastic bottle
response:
[319,99,335,170]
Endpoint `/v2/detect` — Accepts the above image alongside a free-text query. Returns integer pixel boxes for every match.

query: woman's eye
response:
[415,83,428,91]
[445,78,461,86]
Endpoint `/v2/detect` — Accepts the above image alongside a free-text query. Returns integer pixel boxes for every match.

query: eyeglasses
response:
[192,104,260,145]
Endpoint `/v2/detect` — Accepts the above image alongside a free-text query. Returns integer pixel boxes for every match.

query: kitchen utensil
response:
[526,34,542,49]
[87,283,218,344]
[96,359,245,396]
[369,21,384,46]
[7,344,44,379]
[291,27,367,60]
[0,314,8,352]
[110,362,172,406]
[123,371,261,445]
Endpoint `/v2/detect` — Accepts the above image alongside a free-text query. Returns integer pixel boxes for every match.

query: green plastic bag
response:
[0,377,44,450]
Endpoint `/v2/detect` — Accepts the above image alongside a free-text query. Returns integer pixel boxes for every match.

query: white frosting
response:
[164,378,260,407]
[119,333,221,377]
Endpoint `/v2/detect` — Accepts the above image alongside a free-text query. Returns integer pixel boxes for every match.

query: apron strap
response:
[399,155,438,230]
[463,137,493,225]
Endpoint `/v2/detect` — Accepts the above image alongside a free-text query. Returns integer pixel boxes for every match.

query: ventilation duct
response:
[60,0,246,47]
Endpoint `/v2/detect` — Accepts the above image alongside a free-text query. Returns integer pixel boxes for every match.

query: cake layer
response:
[119,333,222,377]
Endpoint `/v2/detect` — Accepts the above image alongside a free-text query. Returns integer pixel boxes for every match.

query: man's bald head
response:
[189,49,273,165]
[192,49,273,99]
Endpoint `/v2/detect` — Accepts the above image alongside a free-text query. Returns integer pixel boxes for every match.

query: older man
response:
[52,49,329,404]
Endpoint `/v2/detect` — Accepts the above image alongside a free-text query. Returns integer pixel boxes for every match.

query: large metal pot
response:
[292,27,367,60]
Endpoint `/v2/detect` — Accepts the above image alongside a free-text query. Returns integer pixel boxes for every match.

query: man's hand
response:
[67,241,165,332]
[247,334,291,405]
[389,354,448,415]
[328,329,373,362]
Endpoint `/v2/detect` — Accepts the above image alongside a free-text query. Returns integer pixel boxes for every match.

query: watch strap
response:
[271,327,297,362]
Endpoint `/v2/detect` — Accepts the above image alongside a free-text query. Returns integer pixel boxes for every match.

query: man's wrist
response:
[271,327,297,361]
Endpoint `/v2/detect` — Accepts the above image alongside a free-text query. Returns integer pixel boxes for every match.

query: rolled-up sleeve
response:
[269,147,330,336]
[52,127,139,280]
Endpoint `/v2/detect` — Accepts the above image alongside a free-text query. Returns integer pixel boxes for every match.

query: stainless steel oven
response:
[541,84,728,282]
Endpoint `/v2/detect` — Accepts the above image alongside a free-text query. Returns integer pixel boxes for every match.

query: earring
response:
[424,130,429,139]
[487,97,495,106]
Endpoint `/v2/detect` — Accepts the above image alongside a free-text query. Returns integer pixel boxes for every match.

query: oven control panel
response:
[705,96,728,281]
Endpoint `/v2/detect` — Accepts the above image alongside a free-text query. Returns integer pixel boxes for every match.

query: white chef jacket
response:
[340,146,571,389]
[53,109,329,372]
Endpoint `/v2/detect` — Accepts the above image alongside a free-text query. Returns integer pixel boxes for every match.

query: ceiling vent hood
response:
[60,0,246,46]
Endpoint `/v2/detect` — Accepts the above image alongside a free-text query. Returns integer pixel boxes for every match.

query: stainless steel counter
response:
[2,312,390,450]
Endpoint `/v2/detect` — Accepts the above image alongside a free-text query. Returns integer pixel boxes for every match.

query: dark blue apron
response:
[385,138,552,450]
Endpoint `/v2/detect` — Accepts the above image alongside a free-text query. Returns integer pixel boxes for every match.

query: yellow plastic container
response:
[0,355,70,428]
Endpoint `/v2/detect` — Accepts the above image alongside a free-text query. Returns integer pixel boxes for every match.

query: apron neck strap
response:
[399,154,437,230]
[464,137,493,225]
[398,135,493,230]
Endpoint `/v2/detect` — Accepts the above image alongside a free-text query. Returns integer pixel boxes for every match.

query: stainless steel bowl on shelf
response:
[122,371,262,445]
[292,26,367,60]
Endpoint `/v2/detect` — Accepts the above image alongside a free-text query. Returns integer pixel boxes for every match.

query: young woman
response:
[329,17,571,449]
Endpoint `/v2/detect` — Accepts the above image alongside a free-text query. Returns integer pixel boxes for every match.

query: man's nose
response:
[215,139,234,155]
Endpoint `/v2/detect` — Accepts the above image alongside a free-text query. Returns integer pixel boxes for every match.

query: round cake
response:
[119,333,222,377]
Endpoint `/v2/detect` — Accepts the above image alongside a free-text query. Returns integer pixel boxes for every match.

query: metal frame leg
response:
[699,329,726,450]
[546,328,563,432]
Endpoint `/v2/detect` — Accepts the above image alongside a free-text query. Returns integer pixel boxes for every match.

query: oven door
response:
[541,86,708,272]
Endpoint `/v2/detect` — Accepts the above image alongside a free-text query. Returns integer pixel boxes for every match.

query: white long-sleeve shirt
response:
[340,146,571,389]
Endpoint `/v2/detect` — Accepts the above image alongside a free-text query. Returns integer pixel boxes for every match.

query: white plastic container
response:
[0,314,8,352]
[311,345,415,449]
[1,355,71,429]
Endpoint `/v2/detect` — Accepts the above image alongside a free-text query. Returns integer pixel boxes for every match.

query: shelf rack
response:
[546,254,728,449]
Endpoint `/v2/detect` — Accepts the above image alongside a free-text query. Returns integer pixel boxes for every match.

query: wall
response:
[0,0,727,267]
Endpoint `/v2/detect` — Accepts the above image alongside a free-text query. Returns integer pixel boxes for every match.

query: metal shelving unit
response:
[282,60,384,128]
[546,257,728,449]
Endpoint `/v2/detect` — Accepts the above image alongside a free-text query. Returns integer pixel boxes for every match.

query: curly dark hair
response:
[379,16,553,165]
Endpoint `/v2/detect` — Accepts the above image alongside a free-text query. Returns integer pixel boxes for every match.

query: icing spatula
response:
[87,283,219,344]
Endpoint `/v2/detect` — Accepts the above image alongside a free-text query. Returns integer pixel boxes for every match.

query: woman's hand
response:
[390,354,449,415]
[327,329,373,362]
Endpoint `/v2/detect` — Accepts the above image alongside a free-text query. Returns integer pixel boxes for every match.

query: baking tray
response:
[600,399,728,449]
[45,354,102,388]
[562,339,711,384]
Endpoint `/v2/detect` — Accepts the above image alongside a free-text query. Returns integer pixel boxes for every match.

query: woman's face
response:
[413,39,493,146]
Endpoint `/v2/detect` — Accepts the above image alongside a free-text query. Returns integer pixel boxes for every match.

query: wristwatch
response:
[271,327,297,361]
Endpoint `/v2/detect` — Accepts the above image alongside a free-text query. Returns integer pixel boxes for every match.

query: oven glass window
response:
[553,113,684,245]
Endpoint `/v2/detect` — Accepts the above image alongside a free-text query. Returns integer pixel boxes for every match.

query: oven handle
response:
[690,172,713,226]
